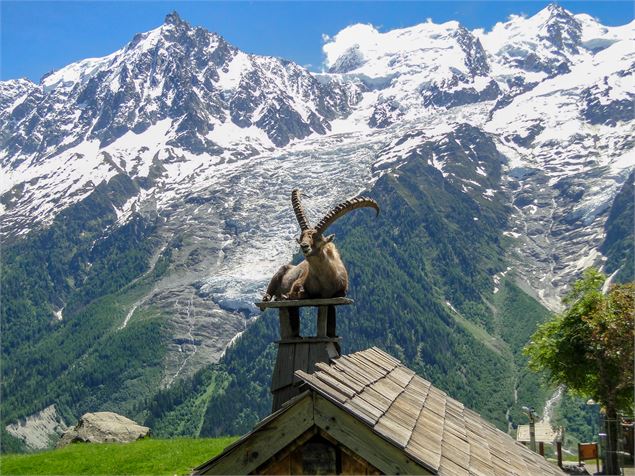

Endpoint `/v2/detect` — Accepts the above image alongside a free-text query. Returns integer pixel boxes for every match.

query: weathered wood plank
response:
[315,362,365,393]
[333,357,377,385]
[386,398,420,427]
[327,305,337,337]
[438,457,471,476]
[317,306,328,337]
[341,449,373,475]
[314,371,357,399]
[349,354,391,379]
[386,366,415,387]
[405,438,442,471]
[278,308,293,339]
[296,371,349,404]
[255,297,353,309]
[369,346,402,365]
[443,431,470,454]
[195,393,314,475]
[272,385,304,412]
[408,375,432,392]
[356,350,395,373]
[403,383,429,402]
[468,453,495,476]
[366,347,400,369]
[348,352,390,374]
[369,378,404,403]
[374,413,413,448]
[271,343,296,392]
[392,390,423,416]
[341,404,377,427]
[356,388,393,415]
[293,344,310,384]
[441,440,470,469]
[489,453,518,476]
[344,396,383,426]
[308,342,332,373]
[255,427,317,474]
[409,424,442,449]
[313,394,433,475]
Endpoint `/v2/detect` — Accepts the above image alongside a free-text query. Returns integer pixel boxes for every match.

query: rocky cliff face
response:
[1,5,633,447]
[5,405,67,451]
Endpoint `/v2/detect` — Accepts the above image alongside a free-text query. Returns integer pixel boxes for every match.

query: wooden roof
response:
[296,347,565,476]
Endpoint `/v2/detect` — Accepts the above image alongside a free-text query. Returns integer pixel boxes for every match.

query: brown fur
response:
[262,230,348,301]
[262,190,378,302]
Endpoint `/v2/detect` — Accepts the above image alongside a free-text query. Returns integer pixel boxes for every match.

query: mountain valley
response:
[1,5,633,452]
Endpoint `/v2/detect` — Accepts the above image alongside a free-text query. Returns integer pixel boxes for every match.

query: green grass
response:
[0,437,236,476]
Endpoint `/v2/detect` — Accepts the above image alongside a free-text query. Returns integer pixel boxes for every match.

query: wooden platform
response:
[255,297,353,311]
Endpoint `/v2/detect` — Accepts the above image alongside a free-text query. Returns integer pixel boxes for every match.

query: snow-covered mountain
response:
[1,4,633,392]
[1,12,359,235]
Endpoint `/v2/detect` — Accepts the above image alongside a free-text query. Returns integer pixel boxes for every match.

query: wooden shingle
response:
[296,348,565,476]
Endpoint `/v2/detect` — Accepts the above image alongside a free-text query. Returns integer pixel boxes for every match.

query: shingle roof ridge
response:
[295,347,566,476]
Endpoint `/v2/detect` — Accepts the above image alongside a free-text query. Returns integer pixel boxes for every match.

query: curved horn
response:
[291,189,311,231]
[314,197,380,236]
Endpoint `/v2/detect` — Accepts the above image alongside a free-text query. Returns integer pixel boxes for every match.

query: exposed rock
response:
[57,412,149,447]
[5,405,67,451]
[422,77,501,109]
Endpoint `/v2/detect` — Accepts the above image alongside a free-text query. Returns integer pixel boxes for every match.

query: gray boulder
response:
[57,412,150,447]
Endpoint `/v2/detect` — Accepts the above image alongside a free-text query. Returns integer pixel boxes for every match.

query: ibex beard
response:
[262,189,379,302]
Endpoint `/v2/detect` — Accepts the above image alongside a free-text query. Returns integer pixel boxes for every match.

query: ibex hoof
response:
[262,294,272,302]
[281,294,290,300]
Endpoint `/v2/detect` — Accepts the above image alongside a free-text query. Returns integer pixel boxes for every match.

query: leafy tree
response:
[525,268,634,475]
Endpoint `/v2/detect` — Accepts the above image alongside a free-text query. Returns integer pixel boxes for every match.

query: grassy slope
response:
[0,438,235,476]
[492,277,553,427]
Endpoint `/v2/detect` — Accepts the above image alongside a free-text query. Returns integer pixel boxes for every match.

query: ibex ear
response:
[325,234,335,243]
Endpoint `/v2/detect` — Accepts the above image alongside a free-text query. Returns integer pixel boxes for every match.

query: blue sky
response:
[2,1,633,82]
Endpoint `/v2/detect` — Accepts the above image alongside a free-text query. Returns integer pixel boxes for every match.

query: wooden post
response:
[538,442,544,456]
[529,417,536,452]
[317,306,328,337]
[327,305,337,337]
[289,307,300,337]
[256,298,353,412]
[557,441,563,468]
[279,308,294,339]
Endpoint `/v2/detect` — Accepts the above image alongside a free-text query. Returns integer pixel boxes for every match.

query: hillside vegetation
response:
[148,128,554,438]
[2,126,627,453]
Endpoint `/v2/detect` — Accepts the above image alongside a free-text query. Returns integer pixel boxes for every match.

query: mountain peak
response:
[164,11,186,27]
[546,3,566,13]
[536,3,576,24]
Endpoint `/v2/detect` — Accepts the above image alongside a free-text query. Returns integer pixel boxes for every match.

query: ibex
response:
[262,189,379,301]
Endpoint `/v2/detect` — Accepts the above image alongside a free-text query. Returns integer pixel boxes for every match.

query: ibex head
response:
[291,189,379,257]
[296,229,334,257]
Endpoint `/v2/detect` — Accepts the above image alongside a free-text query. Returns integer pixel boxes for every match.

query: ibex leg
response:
[264,264,294,300]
